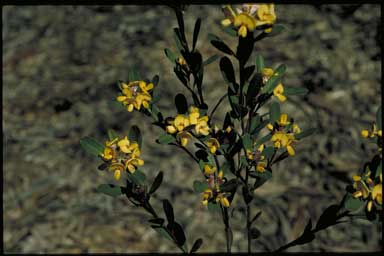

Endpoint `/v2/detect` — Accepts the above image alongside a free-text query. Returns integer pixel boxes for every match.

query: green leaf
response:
[80,137,104,156]
[269,101,281,123]
[262,146,275,159]
[128,68,140,82]
[129,125,142,147]
[193,180,209,193]
[175,93,188,114]
[255,54,264,73]
[148,218,164,226]
[192,18,201,51]
[152,226,173,241]
[127,169,146,185]
[157,134,176,145]
[203,54,220,66]
[96,184,124,197]
[220,178,238,192]
[165,48,177,64]
[190,238,203,253]
[242,133,253,150]
[163,199,175,224]
[284,87,309,96]
[295,128,317,140]
[261,64,286,93]
[221,25,237,37]
[149,171,163,195]
[220,57,237,92]
[343,194,363,212]
[315,204,341,230]
[167,221,186,246]
[255,133,272,147]
[377,106,382,130]
[246,73,263,104]
[210,34,234,55]
[207,202,221,213]
[107,129,118,141]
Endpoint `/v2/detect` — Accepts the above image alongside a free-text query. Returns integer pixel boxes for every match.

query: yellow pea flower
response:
[361,129,369,138]
[189,106,200,125]
[100,147,115,161]
[177,131,193,147]
[195,116,210,136]
[207,138,220,154]
[202,189,213,205]
[109,162,124,181]
[277,113,290,126]
[216,193,230,207]
[174,114,190,132]
[256,161,267,173]
[255,4,276,32]
[117,80,154,112]
[125,157,144,173]
[293,124,301,134]
[273,83,287,102]
[204,164,217,175]
[271,131,296,156]
[372,184,382,205]
[117,136,131,153]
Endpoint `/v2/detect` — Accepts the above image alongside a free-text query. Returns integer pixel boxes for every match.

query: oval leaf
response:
[80,137,104,156]
[175,93,188,114]
[96,184,124,197]
[157,134,176,145]
[149,171,163,194]
[190,238,203,253]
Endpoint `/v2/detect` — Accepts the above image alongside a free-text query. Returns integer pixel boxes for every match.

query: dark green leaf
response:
[152,226,173,241]
[250,227,261,239]
[284,87,309,96]
[96,184,124,197]
[255,54,264,73]
[220,178,238,192]
[127,169,146,185]
[255,133,272,147]
[246,73,263,104]
[269,101,281,123]
[165,48,177,64]
[220,57,237,92]
[293,219,315,245]
[203,54,220,66]
[236,31,254,65]
[192,18,201,51]
[295,128,317,140]
[149,171,163,195]
[173,28,184,52]
[80,137,104,156]
[175,93,188,114]
[163,199,174,224]
[210,36,234,55]
[343,193,364,212]
[261,64,286,93]
[193,180,209,193]
[149,218,164,226]
[221,25,237,37]
[129,125,142,147]
[242,133,253,150]
[262,146,275,159]
[157,134,176,144]
[207,202,221,213]
[190,238,203,253]
[128,68,140,82]
[107,129,118,141]
[315,204,341,230]
[167,221,186,246]
[251,119,269,136]
[264,24,285,37]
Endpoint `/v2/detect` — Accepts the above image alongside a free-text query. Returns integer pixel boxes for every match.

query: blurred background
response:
[3,4,382,253]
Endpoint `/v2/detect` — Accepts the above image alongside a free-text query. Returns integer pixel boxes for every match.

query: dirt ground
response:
[3,5,382,253]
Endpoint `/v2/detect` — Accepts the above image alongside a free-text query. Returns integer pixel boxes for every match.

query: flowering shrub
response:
[80,4,382,253]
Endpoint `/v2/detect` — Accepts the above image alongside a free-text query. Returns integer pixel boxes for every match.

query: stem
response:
[221,206,232,253]
[247,204,251,253]
[209,93,228,120]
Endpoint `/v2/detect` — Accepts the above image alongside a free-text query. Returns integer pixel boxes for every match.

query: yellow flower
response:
[101,146,115,161]
[293,124,301,134]
[255,4,276,31]
[273,83,286,102]
[216,193,230,207]
[256,161,267,173]
[189,106,200,125]
[116,80,153,112]
[174,114,190,132]
[125,157,144,173]
[271,131,296,156]
[221,4,276,37]
[267,123,274,130]
[117,136,131,153]
[202,189,213,205]
[361,129,369,138]
[207,138,220,154]
[195,116,210,136]
[204,164,217,175]
[372,184,382,205]
[177,131,193,147]
[277,113,290,126]
[109,162,124,180]
[246,149,254,160]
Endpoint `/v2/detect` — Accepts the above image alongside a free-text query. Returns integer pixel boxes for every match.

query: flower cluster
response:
[116,80,154,112]
[246,144,267,173]
[201,169,230,208]
[221,4,276,37]
[100,136,144,180]
[267,113,301,156]
[352,170,382,212]
[262,67,286,102]
[361,123,382,155]
[166,106,211,147]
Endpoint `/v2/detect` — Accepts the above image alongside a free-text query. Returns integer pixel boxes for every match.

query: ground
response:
[3,4,382,253]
